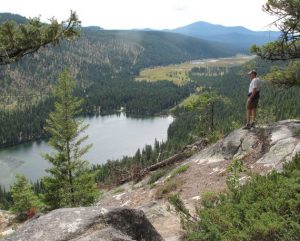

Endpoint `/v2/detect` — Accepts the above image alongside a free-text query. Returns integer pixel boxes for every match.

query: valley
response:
[1,9,300,241]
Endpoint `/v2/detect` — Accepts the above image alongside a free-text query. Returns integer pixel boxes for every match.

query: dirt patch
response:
[178,160,229,200]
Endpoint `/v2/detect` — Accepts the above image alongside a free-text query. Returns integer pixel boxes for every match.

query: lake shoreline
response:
[0,113,174,188]
[0,111,173,151]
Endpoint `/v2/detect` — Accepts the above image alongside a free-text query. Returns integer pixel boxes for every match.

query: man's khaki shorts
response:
[247,96,259,109]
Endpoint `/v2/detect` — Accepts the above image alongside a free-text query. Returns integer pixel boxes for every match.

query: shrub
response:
[10,175,44,220]
[200,191,222,209]
[177,154,300,241]
[148,168,170,185]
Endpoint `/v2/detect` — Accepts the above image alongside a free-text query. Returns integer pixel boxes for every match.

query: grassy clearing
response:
[169,164,190,179]
[135,55,254,85]
[136,66,190,85]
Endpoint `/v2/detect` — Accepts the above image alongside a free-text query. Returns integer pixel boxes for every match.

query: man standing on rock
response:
[243,70,261,130]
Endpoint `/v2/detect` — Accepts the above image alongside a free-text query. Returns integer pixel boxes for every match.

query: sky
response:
[1,0,278,31]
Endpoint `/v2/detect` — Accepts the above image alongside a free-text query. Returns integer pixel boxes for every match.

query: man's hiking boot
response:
[242,123,251,130]
[250,122,256,128]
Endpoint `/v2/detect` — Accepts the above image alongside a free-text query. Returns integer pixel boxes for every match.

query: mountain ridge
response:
[170,21,281,50]
[172,20,277,35]
[0,12,280,50]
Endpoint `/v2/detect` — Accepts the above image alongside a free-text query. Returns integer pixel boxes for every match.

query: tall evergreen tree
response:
[42,70,98,209]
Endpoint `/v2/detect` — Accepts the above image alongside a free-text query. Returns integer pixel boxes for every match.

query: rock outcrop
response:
[0,211,16,237]
[2,207,163,241]
[191,119,300,171]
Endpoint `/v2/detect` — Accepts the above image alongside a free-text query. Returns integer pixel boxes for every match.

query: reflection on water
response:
[0,113,173,188]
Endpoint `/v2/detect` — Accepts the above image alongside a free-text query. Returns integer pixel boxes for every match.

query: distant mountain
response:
[171,21,281,50]
[131,28,156,31]
[84,26,104,31]
[0,12,27,24]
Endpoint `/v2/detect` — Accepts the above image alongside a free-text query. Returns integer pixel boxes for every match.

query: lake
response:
[0,113,173,188]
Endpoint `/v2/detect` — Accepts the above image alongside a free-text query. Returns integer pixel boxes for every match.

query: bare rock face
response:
[191,119,300,171]
[2,207,164,241]
[0,211,16,236]
[191,128,258,164]
[256,120,300,168]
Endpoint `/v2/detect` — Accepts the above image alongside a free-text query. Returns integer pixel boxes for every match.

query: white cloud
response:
[1,0,278,31]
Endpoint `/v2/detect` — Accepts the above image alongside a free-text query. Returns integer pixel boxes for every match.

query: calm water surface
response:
[0,113,173,188]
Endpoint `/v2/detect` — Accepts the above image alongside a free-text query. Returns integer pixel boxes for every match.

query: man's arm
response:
[249,78,259,100]
[249,88,257,100]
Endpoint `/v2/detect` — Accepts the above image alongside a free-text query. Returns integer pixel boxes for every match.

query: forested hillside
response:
[0,27,237,98]
[0,13,237,98]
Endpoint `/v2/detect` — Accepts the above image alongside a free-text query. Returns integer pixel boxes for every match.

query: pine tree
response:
[0,185,12,210]
[181,89,229,133]
[251,0,300,86]
[0,11,80,65]
[10,174,43,218]
[42,70,98,209]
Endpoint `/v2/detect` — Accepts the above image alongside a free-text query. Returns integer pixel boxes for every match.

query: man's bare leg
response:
[243,108,252,129]
[251,108,257,124]
[246,109,251,124]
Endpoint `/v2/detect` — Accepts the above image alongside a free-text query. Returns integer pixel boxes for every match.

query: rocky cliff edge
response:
[2,119,300,241]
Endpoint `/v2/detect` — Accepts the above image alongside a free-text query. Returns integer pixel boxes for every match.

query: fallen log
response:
[118,152,186,185]
[117,138,209,185]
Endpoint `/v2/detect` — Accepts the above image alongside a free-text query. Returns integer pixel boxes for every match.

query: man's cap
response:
[247,69,257,75]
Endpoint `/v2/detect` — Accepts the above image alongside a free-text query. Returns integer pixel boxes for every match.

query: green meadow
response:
[135,55,254,85]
